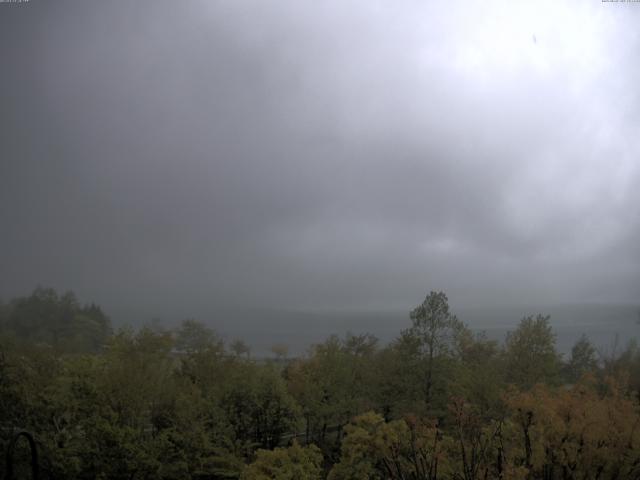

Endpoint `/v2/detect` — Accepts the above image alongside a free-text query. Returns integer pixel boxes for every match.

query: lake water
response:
[203,303,640,358]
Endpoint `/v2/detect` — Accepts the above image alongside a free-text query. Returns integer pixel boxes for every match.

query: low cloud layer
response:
[1,0,639,319]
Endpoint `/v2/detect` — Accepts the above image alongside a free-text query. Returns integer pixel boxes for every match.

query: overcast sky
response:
[1,0,639,320]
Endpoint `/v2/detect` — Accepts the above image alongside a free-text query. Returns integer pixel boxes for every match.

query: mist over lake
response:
[2,1,640,477]
[109,303,639,358]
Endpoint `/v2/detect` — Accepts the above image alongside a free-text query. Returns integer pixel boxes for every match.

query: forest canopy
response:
[1,288,640,479]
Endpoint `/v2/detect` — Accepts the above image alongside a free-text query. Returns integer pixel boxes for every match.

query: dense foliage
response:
[1,288,640,479]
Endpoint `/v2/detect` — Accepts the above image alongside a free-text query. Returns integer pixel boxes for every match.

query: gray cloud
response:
[1,0,639,321]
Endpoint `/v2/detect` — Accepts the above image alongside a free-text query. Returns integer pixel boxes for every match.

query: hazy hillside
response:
[109,303,639,357]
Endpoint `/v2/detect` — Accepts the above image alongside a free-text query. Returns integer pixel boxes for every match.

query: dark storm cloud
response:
[1,0,639,319]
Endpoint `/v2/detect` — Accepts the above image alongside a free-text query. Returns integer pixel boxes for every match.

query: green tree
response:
[328,411,446,480]
[230,339,251,358]
[0,287,111,352]
[565,334,598,383]
[504,315,560,389]
[402,291,466,411]
[240,442,323,480]
[221,362,300,450]
[451,330,504,417]
[287,334,378,453]
[174,318,222,354]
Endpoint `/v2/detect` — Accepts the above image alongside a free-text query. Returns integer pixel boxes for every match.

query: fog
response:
[1,0,639,326]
